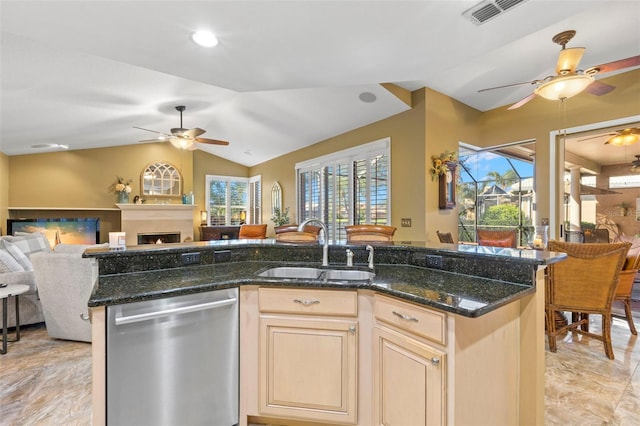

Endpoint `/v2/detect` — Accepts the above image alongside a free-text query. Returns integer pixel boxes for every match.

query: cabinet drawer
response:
[259,288,357,316]
[374,294,446,345]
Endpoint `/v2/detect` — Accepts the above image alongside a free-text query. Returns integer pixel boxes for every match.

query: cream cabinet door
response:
[373,325,446,426]
[259,315,358,424]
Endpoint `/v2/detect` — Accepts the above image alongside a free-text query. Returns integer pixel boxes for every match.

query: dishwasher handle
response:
[114,297,237,326]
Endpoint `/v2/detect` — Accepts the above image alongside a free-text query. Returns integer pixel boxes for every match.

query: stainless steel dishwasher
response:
[106,287,239,426]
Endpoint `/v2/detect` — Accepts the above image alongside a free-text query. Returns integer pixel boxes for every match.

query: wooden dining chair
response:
[476,229,517,248]
[274,224,321,243]
[546,240,631,359]
[344,225,396,243]
[238,224,267,239]
[436,230,455,244]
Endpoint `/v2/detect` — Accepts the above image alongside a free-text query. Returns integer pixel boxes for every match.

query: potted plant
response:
[271,207,291,226]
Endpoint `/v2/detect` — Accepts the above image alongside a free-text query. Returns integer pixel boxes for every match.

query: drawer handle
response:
[392,310,419,322]
[430,357,440,366]
[293,299,320,306]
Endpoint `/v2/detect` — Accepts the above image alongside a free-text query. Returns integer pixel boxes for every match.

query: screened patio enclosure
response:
[457,143,536,246]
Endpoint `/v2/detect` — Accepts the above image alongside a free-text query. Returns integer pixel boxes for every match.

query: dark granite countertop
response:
[90,260,541,318]
[87,240,566,317]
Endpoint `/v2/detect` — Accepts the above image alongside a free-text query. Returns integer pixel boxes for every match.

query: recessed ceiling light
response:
[359,92,377,103]
[191,30,219,48]
[31,143,68,150]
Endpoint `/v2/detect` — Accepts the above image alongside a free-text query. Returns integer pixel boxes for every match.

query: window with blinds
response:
[296,138,390,241]
[205,175,262,225]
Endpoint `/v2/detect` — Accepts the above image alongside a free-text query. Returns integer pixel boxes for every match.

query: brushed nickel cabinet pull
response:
[293,299,320,306]
[430,357,440,366]
[392,310,419,322]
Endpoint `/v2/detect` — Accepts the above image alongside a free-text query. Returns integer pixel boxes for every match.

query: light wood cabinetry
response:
[373,325,445,425]
[373,295,446,425]
[257,288,359,424]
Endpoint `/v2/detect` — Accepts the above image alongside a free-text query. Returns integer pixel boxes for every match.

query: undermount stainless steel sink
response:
[323,269,375,281]
[257,267,323,279]
[257,266,375,282]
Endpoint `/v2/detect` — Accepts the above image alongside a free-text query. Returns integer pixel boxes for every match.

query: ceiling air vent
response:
[462,0,529,25]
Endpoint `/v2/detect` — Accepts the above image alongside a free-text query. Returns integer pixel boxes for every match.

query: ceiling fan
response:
[478,30,640,110]
[134,105,229,150]
[578,127,640,146]
[631,155,640,173]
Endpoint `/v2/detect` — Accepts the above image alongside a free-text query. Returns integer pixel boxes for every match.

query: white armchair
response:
[30,250,99,342]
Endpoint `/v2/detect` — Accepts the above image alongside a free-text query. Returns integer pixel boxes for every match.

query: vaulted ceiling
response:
[1,1,639,166]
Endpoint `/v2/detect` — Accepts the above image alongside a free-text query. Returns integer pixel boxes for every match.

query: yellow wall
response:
[250,89,427,241]
[424,88,481,241]
[5,142,248,241]
[0,152,8,235]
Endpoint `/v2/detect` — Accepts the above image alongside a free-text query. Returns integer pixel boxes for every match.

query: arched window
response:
[141,161,183,198]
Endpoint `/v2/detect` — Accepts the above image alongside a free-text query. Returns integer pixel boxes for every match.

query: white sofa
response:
[0,232,52,328]
[1,233,106,341]
[31,245,101,342]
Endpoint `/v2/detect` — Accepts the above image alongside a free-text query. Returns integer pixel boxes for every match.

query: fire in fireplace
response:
[137,232,181,245]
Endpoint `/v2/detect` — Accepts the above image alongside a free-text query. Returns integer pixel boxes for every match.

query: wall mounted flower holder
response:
[439,162,457,210]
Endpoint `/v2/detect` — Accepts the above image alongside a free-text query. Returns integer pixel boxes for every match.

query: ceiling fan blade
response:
[478,80,538,93]
[577,133,615,142]
[585,55,640,75]
[195,137,230,146]
[138,138,167,143]
[586,80,615,96]
[183,127,206,138]
[507,93,537,110]
[556,47,585,74]
[134,126,163,134]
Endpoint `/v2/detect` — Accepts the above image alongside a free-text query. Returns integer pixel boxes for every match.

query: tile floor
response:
[1,313,639,425]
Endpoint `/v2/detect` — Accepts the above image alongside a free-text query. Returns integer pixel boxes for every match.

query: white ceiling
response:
[1,0,639,166]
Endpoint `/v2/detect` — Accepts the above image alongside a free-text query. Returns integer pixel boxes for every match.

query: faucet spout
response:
[299,218,329,266]
[366,244,374,269]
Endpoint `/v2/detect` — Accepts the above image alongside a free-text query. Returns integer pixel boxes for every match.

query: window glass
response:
[457,142,535,245]
[296,138,390,241]
[610,175,640,188]
[205,175,261,225]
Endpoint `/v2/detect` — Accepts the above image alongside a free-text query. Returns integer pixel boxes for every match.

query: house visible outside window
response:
[205,175,261,225]
[457,141,535,245]
[296,138,390,241]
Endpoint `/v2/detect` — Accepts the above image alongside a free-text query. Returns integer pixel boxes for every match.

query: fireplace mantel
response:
[117,203,197,246]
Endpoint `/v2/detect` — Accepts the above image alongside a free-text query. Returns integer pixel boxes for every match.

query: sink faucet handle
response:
[366,245,374,269]
[346,249,354,267]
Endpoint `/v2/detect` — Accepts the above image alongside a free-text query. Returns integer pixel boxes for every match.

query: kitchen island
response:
[86,240,565,425]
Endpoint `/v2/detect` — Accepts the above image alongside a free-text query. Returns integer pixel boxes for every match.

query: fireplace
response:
[117,204,197,246]
[137,232,181,245]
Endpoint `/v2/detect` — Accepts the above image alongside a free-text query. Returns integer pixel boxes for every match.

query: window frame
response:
[204,174,262,226]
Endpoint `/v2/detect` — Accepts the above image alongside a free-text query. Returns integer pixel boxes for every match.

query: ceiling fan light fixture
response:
[606,130,640,146]
[534,74,594,101]
[191,30,218,48]
[170,138,194,150]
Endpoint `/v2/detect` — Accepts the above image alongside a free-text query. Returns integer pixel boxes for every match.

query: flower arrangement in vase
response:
[111,176,133,203]
[430,150,458,181]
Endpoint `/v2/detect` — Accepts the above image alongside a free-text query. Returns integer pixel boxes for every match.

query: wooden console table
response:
[200,226,241,241]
